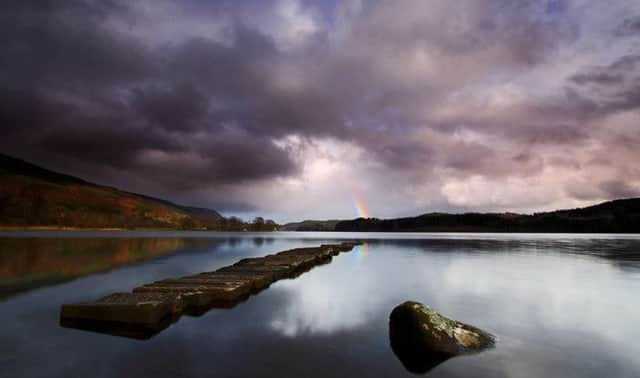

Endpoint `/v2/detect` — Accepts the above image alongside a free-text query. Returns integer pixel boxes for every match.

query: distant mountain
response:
[124,191,223,221]
[0,153,224,229]
[281,219,341,231]
[173,205,224,220]
[334,199,640,233]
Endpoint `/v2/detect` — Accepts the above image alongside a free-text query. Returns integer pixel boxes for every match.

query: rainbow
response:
[352,196,369,219]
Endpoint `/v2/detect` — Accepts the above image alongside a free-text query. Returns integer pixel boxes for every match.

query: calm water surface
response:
[1,232,640,377]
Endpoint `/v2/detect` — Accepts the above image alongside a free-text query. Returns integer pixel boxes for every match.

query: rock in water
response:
[389,301,494,373]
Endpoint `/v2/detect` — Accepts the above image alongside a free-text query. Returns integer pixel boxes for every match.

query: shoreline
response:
[0,226,281,232]
[0,226,127,231]
[0,227,638,235]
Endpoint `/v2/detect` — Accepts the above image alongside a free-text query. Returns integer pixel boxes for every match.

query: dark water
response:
[1,232,640,378]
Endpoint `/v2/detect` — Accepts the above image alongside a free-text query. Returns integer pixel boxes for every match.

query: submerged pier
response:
[60,242,358,339]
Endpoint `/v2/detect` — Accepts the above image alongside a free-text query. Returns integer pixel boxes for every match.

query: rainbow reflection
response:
[352,241,369,263]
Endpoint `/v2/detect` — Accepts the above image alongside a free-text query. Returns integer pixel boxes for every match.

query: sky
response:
[1,0,639,222]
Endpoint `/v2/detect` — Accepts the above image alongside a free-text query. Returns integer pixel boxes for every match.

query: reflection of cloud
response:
[3,236,640,377]
[433,251,640,376]
[441,252,638,331]
[269,272,368,336]
[268,249,387,337]
[267,238,640,377]
[265,241,447,338]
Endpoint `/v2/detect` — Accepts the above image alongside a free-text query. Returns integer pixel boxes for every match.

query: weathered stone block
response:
[389,301,494,374]
[60,292,178,326]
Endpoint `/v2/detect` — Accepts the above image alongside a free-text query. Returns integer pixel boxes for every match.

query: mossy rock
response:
[389,301,494,373]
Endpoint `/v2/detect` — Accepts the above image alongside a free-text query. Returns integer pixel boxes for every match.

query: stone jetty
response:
[60,242,358,339]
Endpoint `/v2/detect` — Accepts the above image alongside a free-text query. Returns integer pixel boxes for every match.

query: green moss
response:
[398,301,493,351]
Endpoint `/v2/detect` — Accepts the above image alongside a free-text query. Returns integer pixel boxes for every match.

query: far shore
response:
[0,226,128,231]
[0,226,279,232]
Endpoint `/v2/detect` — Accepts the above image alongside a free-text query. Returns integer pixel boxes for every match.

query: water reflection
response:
[251,237,276,247]
[0,238,191,299]
[351,241,370,264]
[60,314,178,340]
[59,247,339,340]
[0,235,274,300]
[1,233,640,378]
[389,329,451,374]
[259,236,640,377]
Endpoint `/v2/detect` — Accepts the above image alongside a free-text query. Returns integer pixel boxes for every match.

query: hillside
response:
[0,153,224,230]
[333,198,640,233]
[280,219,341,231]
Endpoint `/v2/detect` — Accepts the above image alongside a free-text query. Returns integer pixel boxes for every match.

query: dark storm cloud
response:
[570,73,624,86]
[331,0,581,150]
[616,16,640,36]
[163,28,276,97]
[0,0,638,217]
[569,55,640,114]
[0,89,69,136]
[425,86,598,150]
[0,1,152,90]
[598,180,640,199]
[40,123,177,169]
[0,0,299,194]
[131,83,210,131]
[569,56,640,87]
